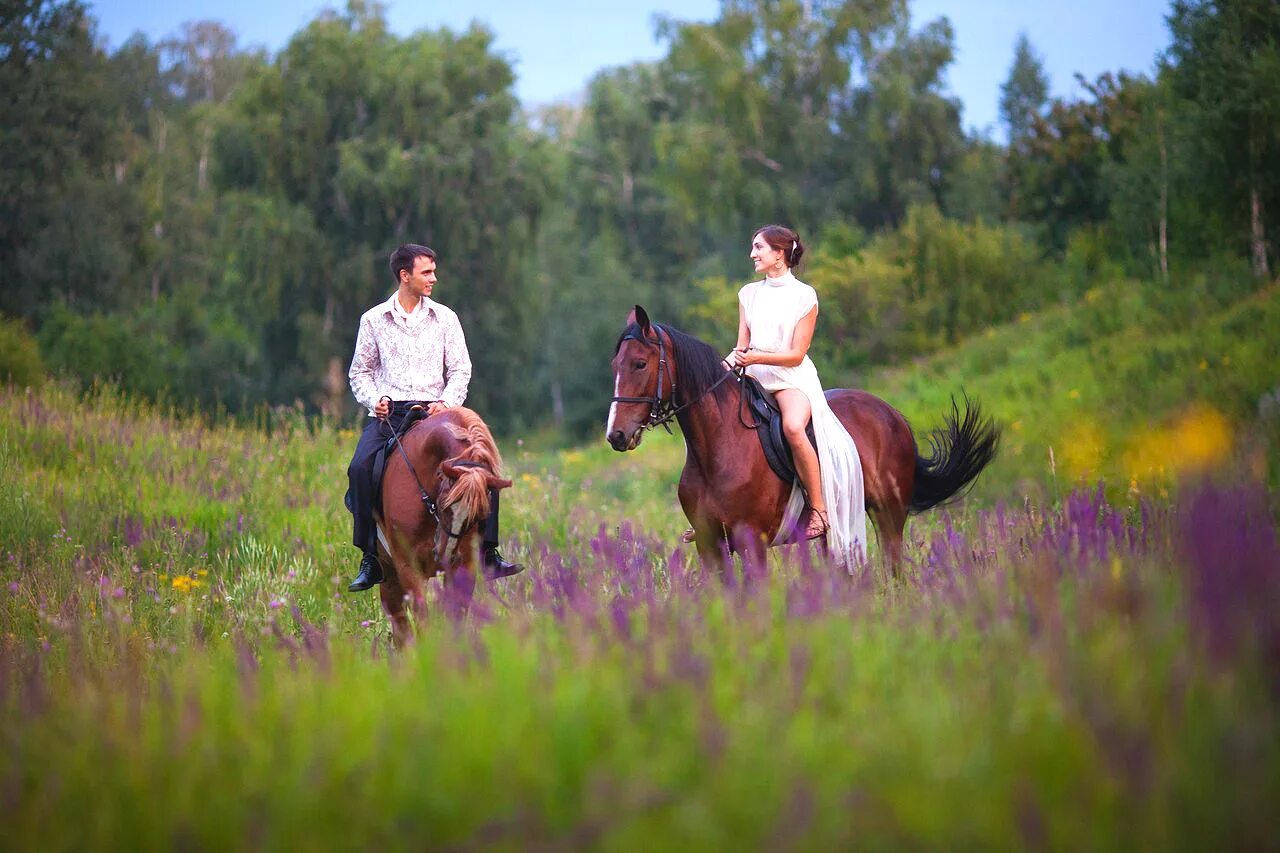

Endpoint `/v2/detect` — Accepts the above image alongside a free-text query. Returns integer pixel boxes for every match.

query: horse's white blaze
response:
[606,370,622,437]
[444,506,470,559]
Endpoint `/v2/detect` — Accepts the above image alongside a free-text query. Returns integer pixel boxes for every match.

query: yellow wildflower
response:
[1061,420,1106,479]
[1124,403,1232,484]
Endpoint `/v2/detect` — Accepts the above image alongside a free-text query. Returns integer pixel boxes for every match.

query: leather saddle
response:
[739,374,817,486]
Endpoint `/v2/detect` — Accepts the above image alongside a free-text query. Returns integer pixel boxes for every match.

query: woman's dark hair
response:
[389,243,437,283]
[754,224,805,268]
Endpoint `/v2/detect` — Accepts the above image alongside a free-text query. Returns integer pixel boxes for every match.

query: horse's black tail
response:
[909,395,1001,515]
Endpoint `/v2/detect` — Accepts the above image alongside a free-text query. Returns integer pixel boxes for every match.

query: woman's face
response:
[750,233,786,274]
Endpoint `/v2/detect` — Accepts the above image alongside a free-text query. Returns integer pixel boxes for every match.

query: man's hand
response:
[427,401,450,416]
[374,396,392,419]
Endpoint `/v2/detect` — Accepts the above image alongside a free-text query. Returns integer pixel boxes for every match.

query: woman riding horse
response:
[722,225,865,567]
[607,228,999,573]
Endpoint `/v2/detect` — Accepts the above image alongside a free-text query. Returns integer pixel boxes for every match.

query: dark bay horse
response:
[375,407,512,643]
[607,306,999,572]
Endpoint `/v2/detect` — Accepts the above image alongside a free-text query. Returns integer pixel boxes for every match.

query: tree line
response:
[2,0,1276,435]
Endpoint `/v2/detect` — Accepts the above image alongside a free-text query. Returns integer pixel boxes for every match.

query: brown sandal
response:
[805,509,830,540]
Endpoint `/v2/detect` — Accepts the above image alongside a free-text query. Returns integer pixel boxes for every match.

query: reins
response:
[383,406,489,540]
[611,323,743,434]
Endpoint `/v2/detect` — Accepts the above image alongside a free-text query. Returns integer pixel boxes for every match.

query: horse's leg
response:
[692,524,731,575]
[378,570,413,646]
[442,558,477,619]
[679,474,725,573]
[869,505,907,579]
[731,522,769,582]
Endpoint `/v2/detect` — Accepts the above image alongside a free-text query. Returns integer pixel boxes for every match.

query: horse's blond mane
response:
[441,407,504,522]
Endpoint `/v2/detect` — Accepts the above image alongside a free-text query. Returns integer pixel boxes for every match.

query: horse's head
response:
[608,305,675,451]
[433,458,513,564]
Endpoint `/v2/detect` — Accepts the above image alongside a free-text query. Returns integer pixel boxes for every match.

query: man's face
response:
[401,255,437,298]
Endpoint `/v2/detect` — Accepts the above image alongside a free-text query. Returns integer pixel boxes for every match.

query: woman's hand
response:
[722,347,749,369]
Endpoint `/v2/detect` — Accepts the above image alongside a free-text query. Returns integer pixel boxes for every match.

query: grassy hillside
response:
[868,275,1280,502]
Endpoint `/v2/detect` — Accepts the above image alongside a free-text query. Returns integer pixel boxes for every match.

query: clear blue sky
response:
[88,0,1172,136]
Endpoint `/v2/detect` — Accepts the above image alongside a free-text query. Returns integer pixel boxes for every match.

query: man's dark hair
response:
[389,244,437,283]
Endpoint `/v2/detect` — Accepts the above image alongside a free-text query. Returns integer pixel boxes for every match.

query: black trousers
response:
[346,405,502,554]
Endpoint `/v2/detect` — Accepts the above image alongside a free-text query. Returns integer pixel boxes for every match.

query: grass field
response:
[2,272,1278,848]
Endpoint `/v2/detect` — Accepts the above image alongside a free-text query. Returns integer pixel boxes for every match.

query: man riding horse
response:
[345,243,522,592]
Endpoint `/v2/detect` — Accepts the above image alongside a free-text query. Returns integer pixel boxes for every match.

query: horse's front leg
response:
[691,522,732,575]
[440,537,478,619]
[729,522,769,579]
[679,475,728,574]
[378,569,414,647]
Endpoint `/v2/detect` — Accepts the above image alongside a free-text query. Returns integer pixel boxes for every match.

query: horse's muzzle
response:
[607,429,640,451]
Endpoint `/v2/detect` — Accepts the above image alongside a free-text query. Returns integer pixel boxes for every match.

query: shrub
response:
[0,315,46,387]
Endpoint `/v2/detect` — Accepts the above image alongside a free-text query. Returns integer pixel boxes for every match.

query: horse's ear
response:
[441,461,464,479]
[486,474,514,491]
[633,305,652,335]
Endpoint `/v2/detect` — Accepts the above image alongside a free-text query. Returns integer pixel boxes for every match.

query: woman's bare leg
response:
[775,389,826,533]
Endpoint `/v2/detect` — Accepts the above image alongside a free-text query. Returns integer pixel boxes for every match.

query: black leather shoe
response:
[483,547,524,579]
[347,552,384,592]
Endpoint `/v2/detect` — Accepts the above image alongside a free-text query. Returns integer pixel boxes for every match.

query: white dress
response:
[740,271,867,568]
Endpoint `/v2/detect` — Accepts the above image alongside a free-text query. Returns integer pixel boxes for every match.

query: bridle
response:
[384,406,491,540]
[611,323,741,435]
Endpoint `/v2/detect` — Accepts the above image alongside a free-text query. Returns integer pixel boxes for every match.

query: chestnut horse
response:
[374,407,512,643]
[607,306,999,572]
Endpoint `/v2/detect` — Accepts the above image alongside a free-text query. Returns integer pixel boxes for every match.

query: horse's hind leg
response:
[869,505,907,579]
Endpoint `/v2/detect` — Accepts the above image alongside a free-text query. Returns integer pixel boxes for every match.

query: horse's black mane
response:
[617,321,737,407]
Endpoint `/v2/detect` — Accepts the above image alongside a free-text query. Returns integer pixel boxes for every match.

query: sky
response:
[88,0,1173,136]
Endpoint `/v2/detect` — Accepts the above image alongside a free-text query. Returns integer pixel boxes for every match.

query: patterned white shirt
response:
[348,292,472,415]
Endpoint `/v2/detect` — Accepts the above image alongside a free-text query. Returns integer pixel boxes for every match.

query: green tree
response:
[215,1,549,425]
[840,16,966,229]
[0,0,142,316]
[999,33,1049,150]
[1168,0,1280,278]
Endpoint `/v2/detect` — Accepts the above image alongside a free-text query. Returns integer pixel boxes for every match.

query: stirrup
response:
[804,509,830,541]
